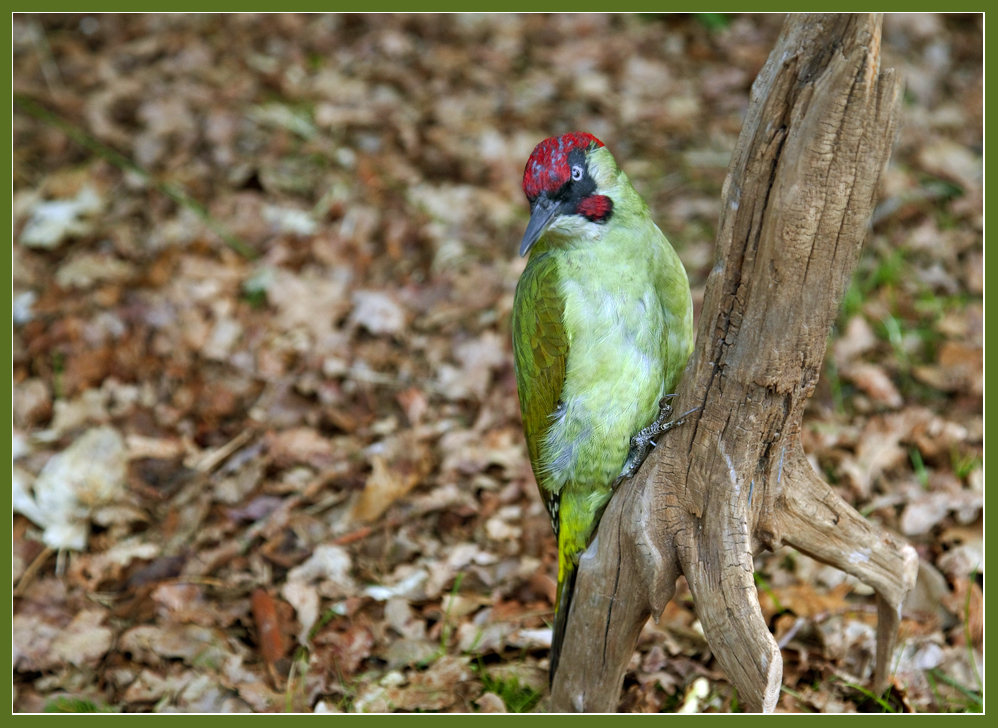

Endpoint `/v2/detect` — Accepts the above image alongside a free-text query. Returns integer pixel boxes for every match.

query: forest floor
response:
[12,13,982,713]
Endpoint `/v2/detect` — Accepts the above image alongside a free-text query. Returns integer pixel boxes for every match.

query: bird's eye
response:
[571,165,584,181]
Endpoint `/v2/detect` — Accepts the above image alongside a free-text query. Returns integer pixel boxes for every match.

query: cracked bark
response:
[550,14,917,713]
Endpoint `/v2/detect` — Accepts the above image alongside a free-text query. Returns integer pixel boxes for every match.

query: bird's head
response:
[519,132,617,257]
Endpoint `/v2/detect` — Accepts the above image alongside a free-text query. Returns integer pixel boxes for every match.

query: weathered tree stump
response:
[551,13,918,713]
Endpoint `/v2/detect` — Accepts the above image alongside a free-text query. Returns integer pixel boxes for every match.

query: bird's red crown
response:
[522,132,604,200]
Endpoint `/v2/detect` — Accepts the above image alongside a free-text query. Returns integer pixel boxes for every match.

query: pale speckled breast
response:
[538,251,671,489]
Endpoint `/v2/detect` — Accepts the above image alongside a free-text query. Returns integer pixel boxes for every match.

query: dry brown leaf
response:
[12,378,51,428]
[265,267,352,341]
[123,669,193,703]
[763,583,857,620]
[833,315,878,366]
[13,612,65,672]
[383,638,438,670]
[251,588,289,665]
[396,387,429,426]
[938,341,983,395]
[909,415,970,460]
[475,692,507,713]
[265,427,334,469]
[119,623,232,668]
[838,410,930,497]
[349,455,418,524]
[940,579,983,647]
[917,138,982,192]
[67,537,160,591]
[355,654,475,712]
[314,622,374,679]
[438,427,526,476]
[436,331,507,401]
[914,341,983,396]
[49,608,113,668]
[55,253,135,290]
[842,362,903,408]
[937,542,984,580]
[347,436,433,525]
[900,489,982,536]
[350,289,408,336]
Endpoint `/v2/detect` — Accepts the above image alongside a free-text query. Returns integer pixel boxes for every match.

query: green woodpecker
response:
[511,132,694,682]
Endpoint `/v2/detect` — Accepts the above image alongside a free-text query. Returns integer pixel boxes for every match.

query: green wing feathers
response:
[511,253,568,481]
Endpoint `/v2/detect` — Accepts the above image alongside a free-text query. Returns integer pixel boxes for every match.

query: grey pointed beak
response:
[520,196,560,257]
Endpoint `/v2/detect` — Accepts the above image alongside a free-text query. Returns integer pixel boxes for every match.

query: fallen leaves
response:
[837,410,927,498]
[914,341,984,396]
[49,609,114,668]
[353,655,476,712]
[67,537,160,591]
[264,427,335,470]
[916,139,982,192]
[282,544,357,641]
[436,331,507,401]
[13,426,128,550]
[11,11,981,715]
[19,185,104,249]
[899,490,982,537]
[350,290,408,337]
[841,362,903,409]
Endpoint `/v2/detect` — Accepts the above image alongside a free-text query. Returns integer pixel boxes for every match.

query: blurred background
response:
[12,14,981,713]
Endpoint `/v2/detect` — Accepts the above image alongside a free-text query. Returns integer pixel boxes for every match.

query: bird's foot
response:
[611,395,699,489]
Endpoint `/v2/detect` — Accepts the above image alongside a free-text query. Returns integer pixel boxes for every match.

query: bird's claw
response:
[611,395,699,489]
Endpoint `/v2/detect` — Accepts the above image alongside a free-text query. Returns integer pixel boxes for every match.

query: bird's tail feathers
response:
[548,558,578,688]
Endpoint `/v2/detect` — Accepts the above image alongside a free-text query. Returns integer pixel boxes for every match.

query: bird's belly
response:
[541,295,666,489]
